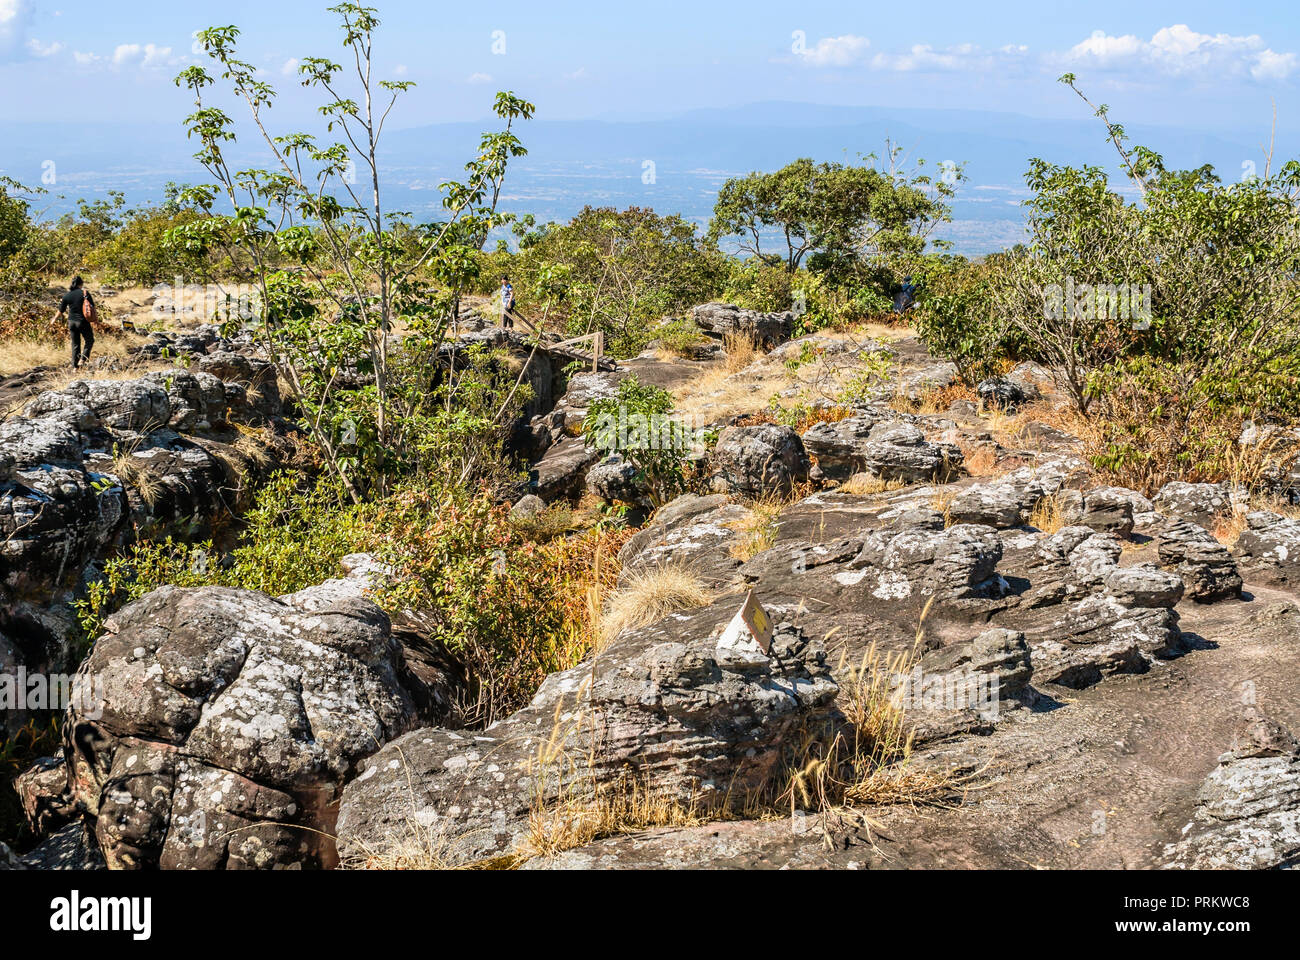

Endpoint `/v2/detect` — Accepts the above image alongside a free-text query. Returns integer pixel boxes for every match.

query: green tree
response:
[706,152,960,276]
[166,4,534,498]
[516,206,727,356]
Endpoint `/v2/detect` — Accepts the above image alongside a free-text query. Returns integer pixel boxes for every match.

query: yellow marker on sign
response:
[718,589,774,655]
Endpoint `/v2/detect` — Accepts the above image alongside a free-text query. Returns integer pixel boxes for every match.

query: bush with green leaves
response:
[77,471,628,727]
[911,254,1013,385]
[584,375,694,506]
[512,206,728,357]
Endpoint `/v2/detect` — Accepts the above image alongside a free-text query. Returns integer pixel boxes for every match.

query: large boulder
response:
[336,600,838,867]
[800,414,883,480]
[1233,511,1300,588]
[861,423,961,484]
[1153,481,1232,528]
[45,379,170,432]
[532,435,599,502]
[63,567,432,869]
[692,303,792,346]
[1160,713,1300,869]
[1157,519,1243,602]
[711,424,810,498]
[948,460,1087,530]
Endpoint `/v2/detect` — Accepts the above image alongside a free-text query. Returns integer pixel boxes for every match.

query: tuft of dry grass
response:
[598,564,716,648]
[1028,494,1067,534]
[0,331,146,377]
[523,770,705,862]
[721,329,760,374]
[892,383,978,416]
[930,486,957,524]
[839,473,905,497]
[672,362,790,424]
[778,601,971,821]
[727,499,782,560]
[111,449,165,508]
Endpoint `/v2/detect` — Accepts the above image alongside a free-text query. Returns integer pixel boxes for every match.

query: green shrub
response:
[584,375,694,506]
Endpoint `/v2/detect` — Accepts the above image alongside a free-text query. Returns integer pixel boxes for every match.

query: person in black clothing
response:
[57,276,95,368]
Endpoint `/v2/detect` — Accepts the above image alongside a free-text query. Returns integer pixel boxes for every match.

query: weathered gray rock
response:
[949,485,1024,529]
[509,494,547,519]
[847,523,1006,606]
[1154,481,1231,527]
[336,602,838,867]
[63,566,431,869]
[0,822,106,871]
[711,424,810,497]
[924,628,1033,702]
[692,302,792,346]
[1161,714,1300,869]
[532,435,599,502]
[1233,511,1300,588]
[949,460,1086,530]
[1029,594,1184,689]
[49,379,171,432]
[585,454,645,504]
[1158,519,1243,602]
[800,415,883,480]
[1076,486,1138,537]
[977,377,1038,409]
[861,422,960,484]
[138,370,228,432]
[1102,565,1185,608]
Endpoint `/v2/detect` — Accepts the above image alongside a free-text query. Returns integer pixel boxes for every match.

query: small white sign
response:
[717,590,774,655]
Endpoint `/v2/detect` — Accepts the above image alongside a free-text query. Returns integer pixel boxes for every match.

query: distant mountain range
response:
[2,101,1290,256]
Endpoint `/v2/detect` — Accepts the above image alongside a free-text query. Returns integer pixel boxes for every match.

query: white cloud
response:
[393,63,408,76]
[280,57,299,76]
[1067,24,1297,81]
[110,42,181,69]
[0,0,33,58]
[26,37,62,57]
[798,34,870,67]
[1252,49,1298,81]
[72,50,100,66]
[872,43,994,72]
[564,66,587,80]
[466,71,493,84]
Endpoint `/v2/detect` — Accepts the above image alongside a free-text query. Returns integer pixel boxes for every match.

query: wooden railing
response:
[550,331,606,373]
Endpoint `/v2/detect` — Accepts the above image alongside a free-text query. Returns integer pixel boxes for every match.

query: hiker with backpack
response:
[57,275,96,369]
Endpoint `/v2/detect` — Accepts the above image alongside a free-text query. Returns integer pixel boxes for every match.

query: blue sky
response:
[2,0,1298,134]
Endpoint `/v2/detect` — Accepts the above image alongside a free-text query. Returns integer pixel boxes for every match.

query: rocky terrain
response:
[4,302,1299,871]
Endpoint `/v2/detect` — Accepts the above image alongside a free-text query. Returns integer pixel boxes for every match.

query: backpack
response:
[82,290,96,324]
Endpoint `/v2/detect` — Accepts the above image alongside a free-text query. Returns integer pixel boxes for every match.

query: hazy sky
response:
[1,0,1298,135]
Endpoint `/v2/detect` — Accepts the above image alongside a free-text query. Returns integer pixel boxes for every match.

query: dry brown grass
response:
[0,339,68,375]
[1028,494,1067,534]
[1004,400,1098,449]
[930,486,958,523]
[0,330,146,377]
[779,601,971,822]
[892,383,978,416]
[598,563,716,648]
[672,361,790,424]
[722,329,760,374]
[110,443,165,508]
[1214,494,1300,545]
[727,499,782,560]
[839,473,906,497]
